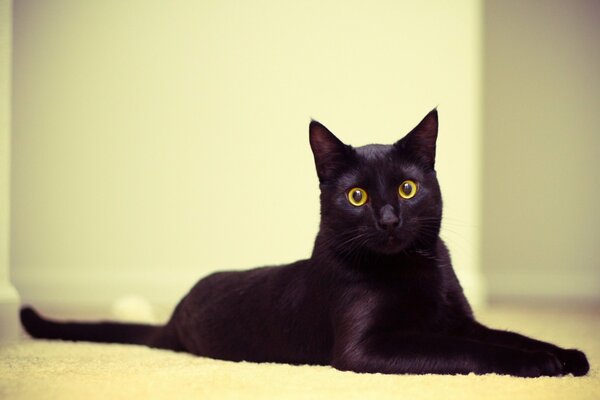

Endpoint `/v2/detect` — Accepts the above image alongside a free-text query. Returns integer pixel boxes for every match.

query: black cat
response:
[21,110,589,377]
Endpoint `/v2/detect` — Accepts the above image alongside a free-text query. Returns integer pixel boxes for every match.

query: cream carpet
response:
[1,304,598,400]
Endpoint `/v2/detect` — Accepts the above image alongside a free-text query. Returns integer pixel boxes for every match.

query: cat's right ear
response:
[393,109,438,170]
[309,120,353,183]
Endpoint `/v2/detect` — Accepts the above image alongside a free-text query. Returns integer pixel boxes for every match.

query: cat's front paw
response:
[514,351,563,377]
[557,349,589,376]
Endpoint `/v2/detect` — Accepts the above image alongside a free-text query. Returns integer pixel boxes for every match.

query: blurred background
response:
[1,0,599,322]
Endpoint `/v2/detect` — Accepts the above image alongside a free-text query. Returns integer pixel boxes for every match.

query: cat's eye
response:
[347,187,368,207]
[399,180,418,199]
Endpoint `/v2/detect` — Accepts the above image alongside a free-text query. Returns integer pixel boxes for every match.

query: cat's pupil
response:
[401,183,411,195]
[352,190,363,203]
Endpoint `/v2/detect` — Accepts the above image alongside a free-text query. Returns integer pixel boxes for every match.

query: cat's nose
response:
[378,205,399,231]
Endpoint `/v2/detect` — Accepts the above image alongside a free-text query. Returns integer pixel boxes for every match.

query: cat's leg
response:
[332,332,564,377]
[465,322,589,376]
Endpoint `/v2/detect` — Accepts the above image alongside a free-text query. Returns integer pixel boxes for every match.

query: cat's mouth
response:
[369,233,407,255]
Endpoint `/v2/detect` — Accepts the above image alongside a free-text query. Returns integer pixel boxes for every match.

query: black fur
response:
[21,110,589,377]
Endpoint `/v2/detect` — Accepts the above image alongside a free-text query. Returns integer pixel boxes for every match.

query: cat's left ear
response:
[394,109,438,170]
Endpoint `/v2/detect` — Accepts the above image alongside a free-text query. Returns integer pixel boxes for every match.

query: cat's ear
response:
[394,109,438,169]
[309,120,353,183]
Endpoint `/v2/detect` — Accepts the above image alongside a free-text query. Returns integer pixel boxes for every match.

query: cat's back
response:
[173,259,333,363]
[183,260,310,306]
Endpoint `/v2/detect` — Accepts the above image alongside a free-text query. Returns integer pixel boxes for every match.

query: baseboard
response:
[0,283,20,343]
[12,269,200,320]
[484,270,600,304]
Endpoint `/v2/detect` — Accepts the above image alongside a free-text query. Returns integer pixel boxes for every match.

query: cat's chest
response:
[374,278,443,314]
[336,272,450,332]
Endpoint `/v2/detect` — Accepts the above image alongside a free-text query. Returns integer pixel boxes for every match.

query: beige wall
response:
[12,1,484,313]
[0,0,11,291]
[483,0,600,302]
[1,0,20,341]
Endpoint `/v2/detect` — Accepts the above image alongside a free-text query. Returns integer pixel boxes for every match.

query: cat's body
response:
[21,110,589,376]
[163,237,465,368]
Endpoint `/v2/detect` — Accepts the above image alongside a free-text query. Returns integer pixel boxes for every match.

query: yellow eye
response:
[348,187,368,207]
[399,180,418,199]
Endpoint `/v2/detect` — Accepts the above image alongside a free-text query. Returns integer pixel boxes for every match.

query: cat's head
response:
[310,110,442,256]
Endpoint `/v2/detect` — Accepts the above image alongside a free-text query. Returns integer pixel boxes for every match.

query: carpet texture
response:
[1,304,598,400]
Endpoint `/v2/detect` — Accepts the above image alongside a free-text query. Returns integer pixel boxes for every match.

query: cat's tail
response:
[20,306,181,351]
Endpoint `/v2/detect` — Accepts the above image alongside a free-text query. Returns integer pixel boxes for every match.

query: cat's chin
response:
[368,237,408,255]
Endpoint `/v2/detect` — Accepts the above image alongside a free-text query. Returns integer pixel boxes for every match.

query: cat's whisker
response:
[336,233,374,256]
